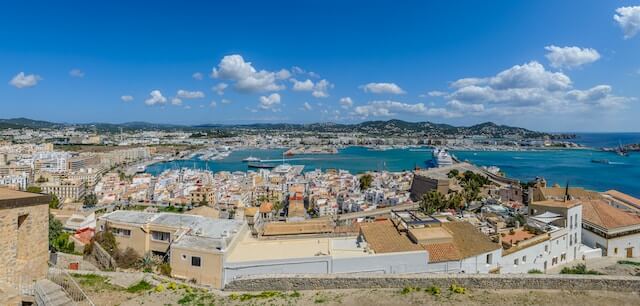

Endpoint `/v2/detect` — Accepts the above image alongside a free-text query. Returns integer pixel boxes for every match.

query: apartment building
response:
[581,199,640,258]
[41,179,87,202]
[97,211,245,288]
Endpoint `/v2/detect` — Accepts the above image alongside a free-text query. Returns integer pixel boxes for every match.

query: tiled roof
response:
[604,190,640,209]
[423,243,461,262]
[441,222,500,258]
[262,220,334,236]
[532,199,582,209]
[359,220,423,254]
[582,199,640,230]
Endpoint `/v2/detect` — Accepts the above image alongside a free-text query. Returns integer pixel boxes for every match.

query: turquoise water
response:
[146,146,640,197]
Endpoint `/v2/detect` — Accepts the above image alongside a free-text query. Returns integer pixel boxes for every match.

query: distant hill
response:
[0,118,549,138]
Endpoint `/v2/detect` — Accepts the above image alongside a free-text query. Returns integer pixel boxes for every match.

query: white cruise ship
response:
[432,148,453,167]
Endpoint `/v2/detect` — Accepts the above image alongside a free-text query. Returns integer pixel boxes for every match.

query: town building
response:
[581,199,640,258]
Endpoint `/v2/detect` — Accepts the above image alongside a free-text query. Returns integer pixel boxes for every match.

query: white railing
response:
[47,268,95,306]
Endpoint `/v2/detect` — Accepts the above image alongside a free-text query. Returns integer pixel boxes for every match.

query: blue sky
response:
[1,0,639,131]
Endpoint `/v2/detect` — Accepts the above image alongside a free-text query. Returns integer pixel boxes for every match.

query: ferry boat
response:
[591,159,611,164]
[135,165,146,173]
[247,162,276,169]
[242,156,260,162]
[432,148,453,167]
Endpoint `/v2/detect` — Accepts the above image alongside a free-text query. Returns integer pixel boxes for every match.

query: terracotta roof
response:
[604,190,640,209]
[423,243,461,262]
[532,199,582,209]
[582,200,640,230]
[538,187,602,201]
[501,229,535,245]
[359,220,423,254]
[441,222,500,258]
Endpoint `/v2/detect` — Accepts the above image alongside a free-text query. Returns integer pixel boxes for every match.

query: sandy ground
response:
[77,280,640,306]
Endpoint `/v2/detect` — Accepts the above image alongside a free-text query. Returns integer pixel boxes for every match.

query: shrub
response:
[528,269,543,274]
[449,284,466,294]
[426,286,441,295]
[400,286,420,294]
[126,280,153,293]
[158,262,172,276]
[115,247,140,269]
[154,284,165,292]
[290,290,301,298]
[167,282,178,290]
[560,264,602,275]
[618,260,640,266]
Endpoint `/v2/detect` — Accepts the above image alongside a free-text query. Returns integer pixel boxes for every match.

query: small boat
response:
[247,162,277,169]
[591,159,610,164]
[242,156,260,162]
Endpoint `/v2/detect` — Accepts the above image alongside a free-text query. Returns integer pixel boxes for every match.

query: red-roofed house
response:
[581,199,640,258]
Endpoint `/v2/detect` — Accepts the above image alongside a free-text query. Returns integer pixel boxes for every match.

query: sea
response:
[145,133,640,197]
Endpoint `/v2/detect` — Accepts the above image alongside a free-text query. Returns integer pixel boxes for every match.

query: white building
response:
[581,199,640,258]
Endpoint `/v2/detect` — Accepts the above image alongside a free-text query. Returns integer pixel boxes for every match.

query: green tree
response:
[49,194,60,209]
[83,193,98,208]
[49,214,64,249]
[420,190,445,215]
[359,174,373,190]
[447,169,459,179]
[447,192,465,211]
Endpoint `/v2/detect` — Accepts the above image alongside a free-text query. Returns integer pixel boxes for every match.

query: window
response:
[112,227,131,237]
[181,254,187,260]
[545,245,549,252]
[151,231,170,242]
[569,216,573,229]
[514,258,519,265]
[191,256,201,267]
[561,253,566,261]
[574,233,578,244]
[614,248,618,255]
[486,253,493,264]
[18,214,28,228]
[522,256,527,263]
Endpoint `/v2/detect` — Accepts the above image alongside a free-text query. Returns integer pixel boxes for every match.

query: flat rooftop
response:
[0,188,50,208]
[226,231,367,263]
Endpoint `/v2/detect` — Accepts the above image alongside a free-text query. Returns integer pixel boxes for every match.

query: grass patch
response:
[400,286,421,295]
[426,286,441,295]
[314,296,328,304]
[618,260,640,266]
[71,273,121,291]
[126,280,152,293]
[560,264,603,275]
[528,269,543,274]
[449,284,466,294]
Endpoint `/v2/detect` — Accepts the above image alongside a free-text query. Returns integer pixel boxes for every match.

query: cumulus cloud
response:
[171,98,183,106]
[212,83,228,95]
[210,100,217,108]
[276,69,291,80]
[258,93,281,111]
[69,69,85,78]
[302,102,312,111]
[221,98,232,104]
[9,72,41,88]
[291,66,320,78]
[423,91,447,97]
[339,97,353,109]
[177,89,205,99]
[211,54,284,92]
[145,90,167,106]
[544,45,600,69]
[353,100,456,118]
[120,95,134,102]
[445,61,632,116]
[361,82,405,94]
[192,72,204,80]
[614,6,640,39]
[290,78,333,97]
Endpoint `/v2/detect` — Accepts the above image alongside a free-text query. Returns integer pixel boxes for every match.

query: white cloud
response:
[445,61,632,116]
[120,95,134,102]
[171,98,183,106]
[302,102,312,111]
[258,93,281,111]
[339,97,353,109]
[276,69,291,80]
[312,79,333,98]
[184,105,192,110]
[544,45,600,69]
[291,79,314,91]
[425,91,447,97]
[9,72,41,88]
[291,66,320,78]
[210,100,217,108]
[212,83,228,95]
[145,90,167,106]
[221,98,232,104]
[192,72,204,80]
[211,54,284,92]
[177,89,205,99]
[361,82,405,94]
[290,78,333,98]
[353,100,456,118]
[69,69,85,78]
[614,6,640,39]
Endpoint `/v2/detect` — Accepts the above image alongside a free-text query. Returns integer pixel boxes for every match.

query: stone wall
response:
[0,200,49,287]
[225,273,640,292]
